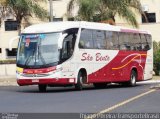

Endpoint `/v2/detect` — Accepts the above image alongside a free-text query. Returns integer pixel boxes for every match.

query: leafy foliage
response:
[0,0,48,32]
[153,41,160,75]
[68,0,143,28]
[0,59,16,64]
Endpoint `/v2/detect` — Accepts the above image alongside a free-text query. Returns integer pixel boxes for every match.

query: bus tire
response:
[38,84,47,92]
[93,83,107,89]
[75,71,84,91]
[129,70,137,87]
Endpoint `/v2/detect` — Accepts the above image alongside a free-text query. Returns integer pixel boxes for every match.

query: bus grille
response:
[21,73,50,77]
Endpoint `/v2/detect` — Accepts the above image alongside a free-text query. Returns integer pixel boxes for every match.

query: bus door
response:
[60,28,78,78]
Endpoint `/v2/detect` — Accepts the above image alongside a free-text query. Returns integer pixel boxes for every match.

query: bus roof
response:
[22,21,150,34]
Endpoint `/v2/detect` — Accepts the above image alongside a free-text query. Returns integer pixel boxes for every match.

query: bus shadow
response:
[16,84,143,93]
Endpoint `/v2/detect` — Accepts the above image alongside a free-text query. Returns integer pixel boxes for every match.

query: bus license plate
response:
[32,79,39,83]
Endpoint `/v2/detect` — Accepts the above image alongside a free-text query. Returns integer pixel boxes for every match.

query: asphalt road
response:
[0,82,159,114]
[0,83,160,113]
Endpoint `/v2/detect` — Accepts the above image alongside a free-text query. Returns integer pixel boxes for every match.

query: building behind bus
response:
[0,0,159,60]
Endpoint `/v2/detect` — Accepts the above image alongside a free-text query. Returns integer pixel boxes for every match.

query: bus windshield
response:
[17,33,61,68]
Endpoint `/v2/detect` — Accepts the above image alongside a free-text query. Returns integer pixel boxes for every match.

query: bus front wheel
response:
[75,71,85,90]
[38,85,47,92]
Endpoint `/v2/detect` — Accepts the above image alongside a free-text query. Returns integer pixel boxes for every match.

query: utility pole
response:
[49,0,53,22]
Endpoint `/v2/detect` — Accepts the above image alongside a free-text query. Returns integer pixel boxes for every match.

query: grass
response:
[0,59,16,64]
[152,76,160,80]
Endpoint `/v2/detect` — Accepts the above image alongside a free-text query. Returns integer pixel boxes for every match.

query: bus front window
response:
[17,33,61,68]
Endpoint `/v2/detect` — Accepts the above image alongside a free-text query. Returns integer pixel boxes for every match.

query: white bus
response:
[16,21,153,92]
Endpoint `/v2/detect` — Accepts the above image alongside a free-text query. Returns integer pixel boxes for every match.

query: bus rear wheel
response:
[128,70,137,87]
[38,85,47,92]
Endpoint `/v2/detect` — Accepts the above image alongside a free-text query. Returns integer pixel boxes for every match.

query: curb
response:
[0,82,18,86]
[0,76,17,86]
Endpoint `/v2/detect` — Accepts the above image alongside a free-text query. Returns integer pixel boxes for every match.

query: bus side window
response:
[106,31,113,50]
[106,31,119,50]
[119,32,131,50]
[62,35,75,59]
[61,28,78,60]
[130,33,136,50]
[145,34,152,50]
[131,33,141,51]
[141,34,148,51]
[62,40,69,59]
[79,29,93,49]
[93,30,106,49]
[113,32,119,50]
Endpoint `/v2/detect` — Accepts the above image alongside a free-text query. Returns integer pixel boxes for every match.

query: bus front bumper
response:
[17,78,76,86]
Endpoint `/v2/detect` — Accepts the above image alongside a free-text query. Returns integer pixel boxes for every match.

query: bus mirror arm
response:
[58,33,68,49]
[9,36,20,51]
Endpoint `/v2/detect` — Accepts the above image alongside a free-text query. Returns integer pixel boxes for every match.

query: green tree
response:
[153,41,160,75]
[0,0,48,33]
[68,0,143,28]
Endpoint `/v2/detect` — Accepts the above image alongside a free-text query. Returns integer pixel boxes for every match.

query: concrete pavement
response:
[0,76,17,86]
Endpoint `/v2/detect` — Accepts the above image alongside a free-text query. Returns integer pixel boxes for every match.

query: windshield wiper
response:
[24,46,37,67]
[37,38,46,65]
